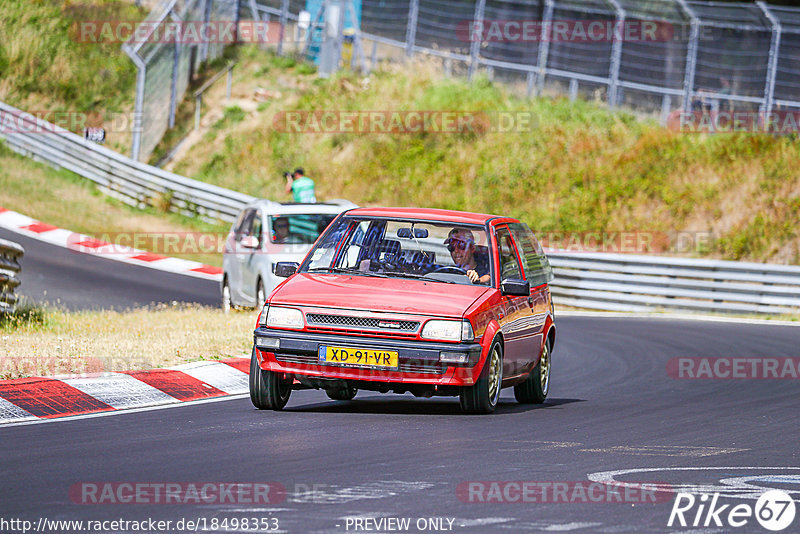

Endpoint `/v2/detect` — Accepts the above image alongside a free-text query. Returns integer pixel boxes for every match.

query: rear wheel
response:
[326,386,358,401]
[460,340,502,414]
[514,340,551,404]
[249,348,292,410]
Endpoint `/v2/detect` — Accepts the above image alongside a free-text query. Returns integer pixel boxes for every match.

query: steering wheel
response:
[432,266,467,275]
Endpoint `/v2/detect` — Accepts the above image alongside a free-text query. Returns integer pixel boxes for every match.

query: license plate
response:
[318,345,399,369]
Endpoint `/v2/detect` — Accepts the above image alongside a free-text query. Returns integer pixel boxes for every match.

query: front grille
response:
[306,313,419,333]
[274,353,445,374]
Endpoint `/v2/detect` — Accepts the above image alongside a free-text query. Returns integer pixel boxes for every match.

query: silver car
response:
[222,199,356,310]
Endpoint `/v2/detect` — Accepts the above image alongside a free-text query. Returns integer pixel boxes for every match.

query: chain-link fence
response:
[124,0,239,161]
[251,0,800,125]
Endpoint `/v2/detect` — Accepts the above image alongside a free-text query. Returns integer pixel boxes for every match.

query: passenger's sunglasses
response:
[447,240,471,252]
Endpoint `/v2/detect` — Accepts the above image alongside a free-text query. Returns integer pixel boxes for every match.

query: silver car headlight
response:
[258,304,269,326]
[266,306,304,329]
[421,320,473,342]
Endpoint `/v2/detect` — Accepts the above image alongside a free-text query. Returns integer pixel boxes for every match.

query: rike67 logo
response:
[668,490,796,531]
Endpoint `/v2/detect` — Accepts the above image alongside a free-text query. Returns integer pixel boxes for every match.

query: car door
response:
[509,223,553,370]
[230,208,256,304]
[494,225,535,378]
[241,210,264,304]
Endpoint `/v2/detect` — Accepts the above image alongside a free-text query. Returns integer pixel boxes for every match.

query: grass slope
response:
[169,47,800,264]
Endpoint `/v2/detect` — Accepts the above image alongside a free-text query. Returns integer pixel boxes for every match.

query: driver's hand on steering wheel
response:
[466,269,479,283]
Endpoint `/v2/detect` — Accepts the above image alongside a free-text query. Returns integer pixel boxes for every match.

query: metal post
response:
[607,0,625,108]
[468,0,486,81]
[536,0,554,94]
[277,0,290,56]
[758,1,781,117]
[526,71,535,97]
[200,0,213,62]
[124,45,147,161]
[676,0,699,114]
[226,66,233,100]
[371,40,378,70]
[195,95,202,130]
[569,78,578,101]
[405,0,419,59]
[168,10,181,129]
[660,94,671,125]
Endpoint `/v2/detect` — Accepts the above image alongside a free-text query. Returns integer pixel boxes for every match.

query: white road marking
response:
[558,310,800,327]
[541,522,602,531]
[588,467,800,501]
[578,445,748,457]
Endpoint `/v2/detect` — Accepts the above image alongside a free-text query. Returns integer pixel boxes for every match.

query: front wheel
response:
[249,348,292,410]
[221,278,232,313]
[514,340,551,404]
[460,340,503,414]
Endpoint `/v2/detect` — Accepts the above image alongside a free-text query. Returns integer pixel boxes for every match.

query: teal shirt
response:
[291,176,316,203]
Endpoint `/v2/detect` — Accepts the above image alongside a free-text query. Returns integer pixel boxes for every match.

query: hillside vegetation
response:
[168,47,800,264]
[0,0,144,153]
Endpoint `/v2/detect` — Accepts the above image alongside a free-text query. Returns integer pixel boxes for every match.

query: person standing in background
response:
[285,168,316,203]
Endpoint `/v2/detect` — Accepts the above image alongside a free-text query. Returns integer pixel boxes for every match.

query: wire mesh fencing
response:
[251,0,800,130]
[123,0,240,161]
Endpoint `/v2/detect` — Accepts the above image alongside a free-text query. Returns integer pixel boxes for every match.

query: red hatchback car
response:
[250,207,555,414]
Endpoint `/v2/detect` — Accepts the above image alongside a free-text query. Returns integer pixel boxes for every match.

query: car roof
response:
[243,199,357,215]
[343,207,513,225]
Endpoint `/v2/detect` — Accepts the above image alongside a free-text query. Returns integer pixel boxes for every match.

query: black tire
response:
[249,348,292,410]
[460,340,503,414]
[221,277,232,313]
[514,339,551,404]
[326,386,358,401]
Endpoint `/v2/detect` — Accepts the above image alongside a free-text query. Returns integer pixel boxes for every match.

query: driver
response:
[444,228,490,284]
[272,217,290,243]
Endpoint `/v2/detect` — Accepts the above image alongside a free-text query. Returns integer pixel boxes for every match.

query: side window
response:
[496,227,522,280]
[509,223,554,286]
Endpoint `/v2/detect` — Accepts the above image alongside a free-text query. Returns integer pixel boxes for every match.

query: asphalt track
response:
[0,227,219,310]
[3,316,800,533]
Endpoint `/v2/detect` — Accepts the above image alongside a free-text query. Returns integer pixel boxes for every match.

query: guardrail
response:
[2,100,799,315]
[0,101,256,224]
[547,252,800,315]
[0,238,24,315]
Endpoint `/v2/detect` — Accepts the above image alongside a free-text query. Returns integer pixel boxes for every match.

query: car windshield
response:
[301,217,493,286]
[268,214,338,245]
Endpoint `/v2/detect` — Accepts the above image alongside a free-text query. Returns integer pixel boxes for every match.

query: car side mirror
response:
[240,235,259,249]
[274,262,299,277]
[501,278,529,296]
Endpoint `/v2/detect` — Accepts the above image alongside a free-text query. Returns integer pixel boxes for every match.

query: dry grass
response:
[0,304,256,380]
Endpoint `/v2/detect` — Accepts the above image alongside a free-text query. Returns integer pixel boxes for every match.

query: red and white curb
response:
[0,207,222,281]
[0,357,250,425]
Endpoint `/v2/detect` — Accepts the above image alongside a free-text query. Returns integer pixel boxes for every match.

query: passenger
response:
[444,228,490,285]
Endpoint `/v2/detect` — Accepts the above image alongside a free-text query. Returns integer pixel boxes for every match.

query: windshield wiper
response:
[382,271,456,284]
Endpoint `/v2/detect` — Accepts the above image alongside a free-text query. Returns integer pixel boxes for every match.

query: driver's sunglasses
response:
[275,223,289,229]
[447,239,471,252]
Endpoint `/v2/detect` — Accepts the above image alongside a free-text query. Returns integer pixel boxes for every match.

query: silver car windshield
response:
[268,214,338,245]
[302,218,493,286]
